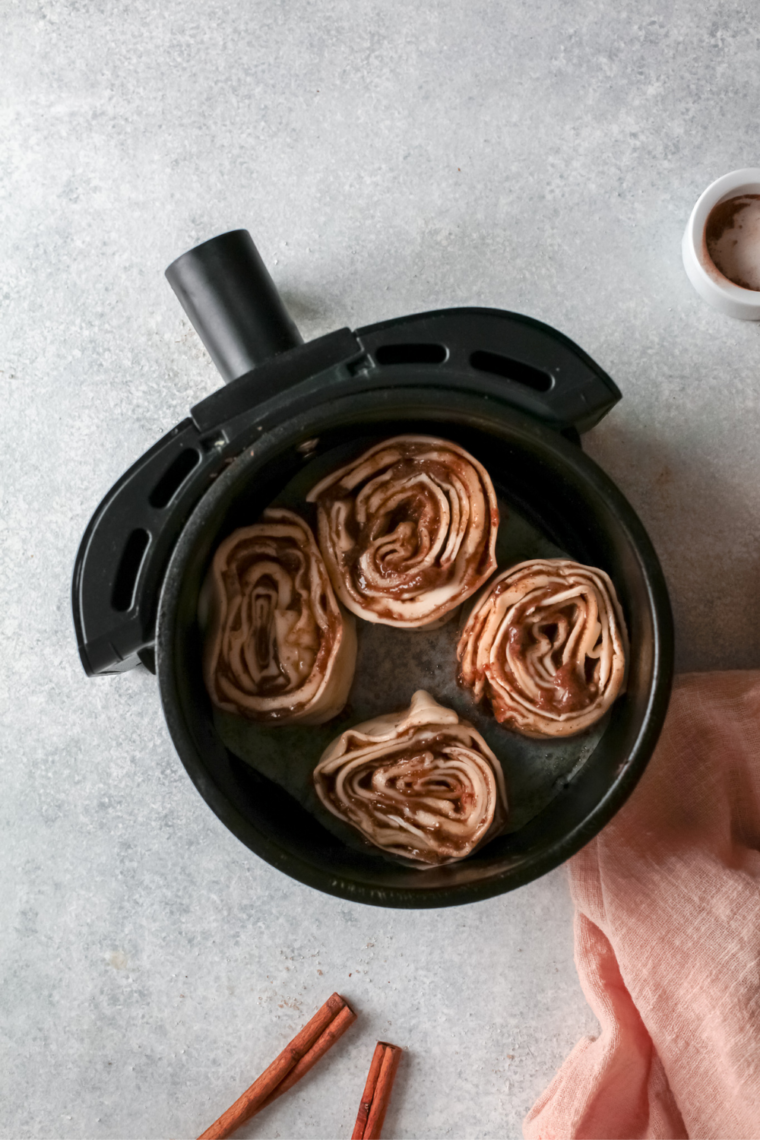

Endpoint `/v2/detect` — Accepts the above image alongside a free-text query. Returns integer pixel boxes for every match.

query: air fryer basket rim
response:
[156,385,673,909]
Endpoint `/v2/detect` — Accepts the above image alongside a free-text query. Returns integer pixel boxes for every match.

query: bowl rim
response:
[682,167,760,320]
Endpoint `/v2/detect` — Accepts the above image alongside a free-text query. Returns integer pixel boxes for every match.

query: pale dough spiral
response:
[306,435,499,628]
[202,509,356,724]
[313,690,507,866]
[457,559,628,738]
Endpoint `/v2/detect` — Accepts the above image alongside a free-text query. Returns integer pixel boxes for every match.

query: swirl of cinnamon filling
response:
[313,690,507,866]
[202,508,356,724]
[457,559,628,738]
[305,435,499,628]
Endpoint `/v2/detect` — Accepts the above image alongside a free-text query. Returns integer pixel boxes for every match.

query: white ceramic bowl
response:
[682,167,760,320]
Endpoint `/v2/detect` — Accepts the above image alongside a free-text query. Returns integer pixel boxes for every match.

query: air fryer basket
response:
[74,230,673,907]
[157,388,672,907]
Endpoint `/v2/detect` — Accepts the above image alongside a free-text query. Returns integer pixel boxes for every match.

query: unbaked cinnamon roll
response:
[202,508,356,724]
[457,559,628,738]
[313,690,507,866]
[306,435,499,628]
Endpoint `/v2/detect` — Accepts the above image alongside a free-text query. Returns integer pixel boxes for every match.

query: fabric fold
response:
[525,671,760,1140]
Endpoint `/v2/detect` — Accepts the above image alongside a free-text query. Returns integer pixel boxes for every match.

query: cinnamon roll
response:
[202,509,356,724]
[306,435,499,628]
[313,690,507,866]
[457,559,628,738]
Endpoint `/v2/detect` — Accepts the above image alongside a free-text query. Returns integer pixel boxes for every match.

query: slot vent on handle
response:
[111,529,151,613]
[469,350,553,393]
[375,343,448,365]
[149,448,201,508]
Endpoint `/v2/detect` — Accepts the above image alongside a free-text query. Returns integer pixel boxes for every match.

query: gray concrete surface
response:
[2,1,759,1136]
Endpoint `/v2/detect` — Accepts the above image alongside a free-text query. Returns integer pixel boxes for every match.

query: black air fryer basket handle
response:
[355,308,621,435]
[165,229,303,383]
[74,231,623,678]
[74,233,360,676]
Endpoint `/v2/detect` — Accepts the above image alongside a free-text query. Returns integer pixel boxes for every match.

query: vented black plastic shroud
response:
[72,230,621,677]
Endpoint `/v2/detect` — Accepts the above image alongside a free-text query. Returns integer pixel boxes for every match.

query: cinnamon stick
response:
[260,1002,356,1109]
[198,992,354,1140]
[351,1042,386,1140]
[352,1041,403,1140]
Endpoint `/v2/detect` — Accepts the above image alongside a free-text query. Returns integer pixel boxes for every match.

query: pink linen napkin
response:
[524,671,760,1140]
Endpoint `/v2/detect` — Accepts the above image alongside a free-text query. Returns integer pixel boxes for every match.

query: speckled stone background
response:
[2,2,760,1137]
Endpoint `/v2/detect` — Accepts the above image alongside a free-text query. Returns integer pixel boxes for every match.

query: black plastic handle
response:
[355,308,621,434]
[75,240,623,677]
[165,230,303,384]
